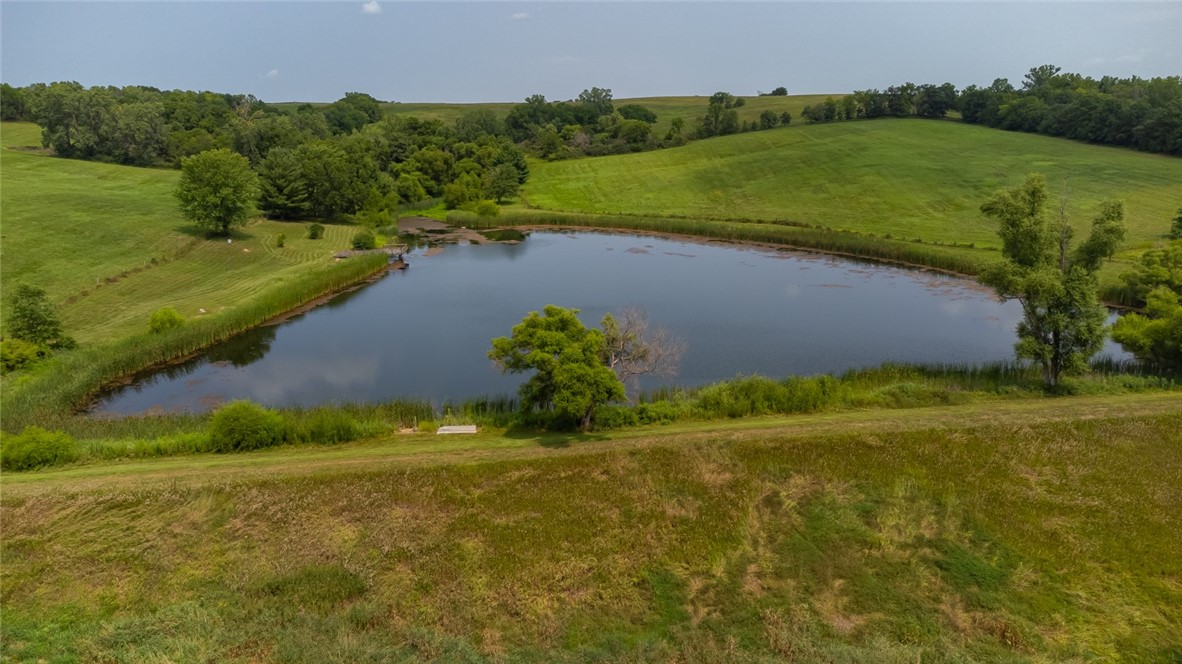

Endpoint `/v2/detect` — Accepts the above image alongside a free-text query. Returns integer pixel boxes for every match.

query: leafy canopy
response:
[489,306,625,430]
[175,148,259,234]
[1119,240,1182,305]
[5,284,71,348]
[1112,286,1182,370]
[979,174,1124,387]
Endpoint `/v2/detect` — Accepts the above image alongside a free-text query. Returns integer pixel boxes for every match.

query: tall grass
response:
[465,209,995,276]
[1,254,389,432]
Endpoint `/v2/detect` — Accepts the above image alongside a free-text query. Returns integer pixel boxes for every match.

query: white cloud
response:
[361,1,381,15]
[1115,51,1147,63]
[511,12,529,20]
[265,69,279,79]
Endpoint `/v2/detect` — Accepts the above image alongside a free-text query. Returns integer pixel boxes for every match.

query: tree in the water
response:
[489,306,624,430]
[979,174,1125,388]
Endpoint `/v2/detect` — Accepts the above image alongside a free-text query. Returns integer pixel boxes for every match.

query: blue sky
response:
[2,2,1179,103]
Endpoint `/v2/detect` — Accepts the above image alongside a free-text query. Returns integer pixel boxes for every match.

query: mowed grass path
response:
[1,122,365,343]
[3,393,1180,661]
[523,118,1182,260]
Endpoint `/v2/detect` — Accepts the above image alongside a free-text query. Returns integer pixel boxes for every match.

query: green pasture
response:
[522,118,1182,265]
[0,122,371,343]
[3,393,1180,661]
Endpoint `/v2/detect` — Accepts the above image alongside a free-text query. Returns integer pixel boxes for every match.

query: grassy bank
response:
[3,394,1180,661]
[0,253,389,432]
[521,118,1182,289]
[464,208,996,276]
[5,360,1174,471]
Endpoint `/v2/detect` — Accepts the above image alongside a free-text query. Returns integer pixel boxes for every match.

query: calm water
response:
[93,231,1129,414]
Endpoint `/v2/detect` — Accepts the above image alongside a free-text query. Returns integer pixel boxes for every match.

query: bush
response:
[636,400,685,425]
[591,405,639,431]
[148,306,185,334]
[307,223,325,240]
[417,419,439,434]
[1,338,49,373]
[0,426,78,471]
[292,409,362,444]
[351,229,377,250]
[276,233,287,248]
[475,200,500,218]
[208,400,285,452]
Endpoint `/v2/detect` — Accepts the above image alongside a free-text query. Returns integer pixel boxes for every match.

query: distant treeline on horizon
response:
[799,65,1180,156]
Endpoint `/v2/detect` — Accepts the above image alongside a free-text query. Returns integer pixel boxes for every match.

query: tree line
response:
[799,65,1182,155]
[0,82,529,220]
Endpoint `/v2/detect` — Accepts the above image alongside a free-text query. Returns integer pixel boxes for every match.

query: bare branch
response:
[600,307,686,397]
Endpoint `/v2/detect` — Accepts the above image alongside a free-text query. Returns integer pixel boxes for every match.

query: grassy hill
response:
[0,122,375,343]
[521,118,1182,265]
[3,394,1180,661]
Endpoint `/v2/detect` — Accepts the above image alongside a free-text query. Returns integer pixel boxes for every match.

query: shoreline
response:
[7,221,1140,426]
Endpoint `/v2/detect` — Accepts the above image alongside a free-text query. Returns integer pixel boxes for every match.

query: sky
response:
[2,1,1180,103]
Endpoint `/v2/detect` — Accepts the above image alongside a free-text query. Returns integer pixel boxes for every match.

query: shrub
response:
[148,306,185,334]
[1,338,49,373]
[276,233,286,248]
[592,405,639,431]
[209,400,285,452]
[307,223,325,240]
[0,426,78,471]
[475,200,500,218]
[351,229,377,250]
[306,409,362,444]
[636,400,684,425]
[417,419,439,434]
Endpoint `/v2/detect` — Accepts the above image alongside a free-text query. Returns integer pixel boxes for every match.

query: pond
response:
[92,231,1130,414]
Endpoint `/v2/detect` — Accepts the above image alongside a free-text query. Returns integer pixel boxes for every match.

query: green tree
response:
[758,110,780,130]
[979,174,1125,388]
[1111,286,1182,370]
[1,83,29,121]
[175,148,258,234]
[4,284,72,348]
[489,306,625,430]
[576,87,614,117]
[617,104,657,123]
[485,164,520,203]
[1119,240,1182,305]
[1170,208,1182,240]
[258,147,310,219]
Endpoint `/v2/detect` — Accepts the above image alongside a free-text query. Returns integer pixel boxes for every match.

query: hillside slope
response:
[0,122,371,343]
[523,118,1182,259]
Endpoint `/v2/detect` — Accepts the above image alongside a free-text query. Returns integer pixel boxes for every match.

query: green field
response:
[3,394,1180,661]
[0,122,374,343]
[522,118,1182,266]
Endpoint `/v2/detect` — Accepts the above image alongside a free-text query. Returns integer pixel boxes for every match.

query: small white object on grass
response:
[437,425,478,435]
